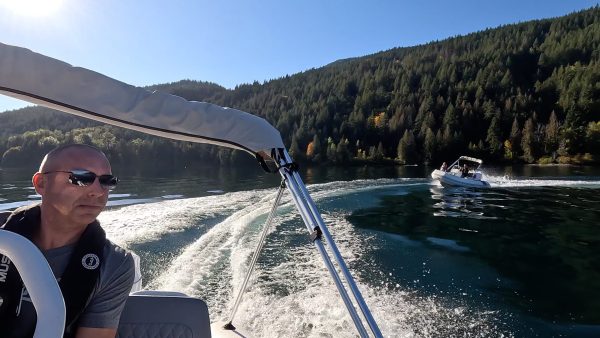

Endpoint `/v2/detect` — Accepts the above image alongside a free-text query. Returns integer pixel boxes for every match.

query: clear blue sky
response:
[0,0,597,112]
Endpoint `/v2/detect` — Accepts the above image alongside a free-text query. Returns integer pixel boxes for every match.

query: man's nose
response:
[87,178,108,197]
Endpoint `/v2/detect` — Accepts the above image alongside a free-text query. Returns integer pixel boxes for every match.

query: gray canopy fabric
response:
[0,42,284,155]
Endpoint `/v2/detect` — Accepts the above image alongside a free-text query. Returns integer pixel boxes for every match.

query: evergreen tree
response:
[562,104,587,154]
[336,137,351,162]
[544,111,560,157]
[585,122,600,155]
[326,137,337,162]
[522,118,536,162]
[509,118,521,159]
[486,115,502,157]
[289,135,303,161]
[397,130,417,164]
[423,128,437,164]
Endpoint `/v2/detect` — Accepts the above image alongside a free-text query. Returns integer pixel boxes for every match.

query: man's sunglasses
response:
[42,170,118,189]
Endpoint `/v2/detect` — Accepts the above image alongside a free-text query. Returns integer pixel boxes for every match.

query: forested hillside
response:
[1,6,599,168]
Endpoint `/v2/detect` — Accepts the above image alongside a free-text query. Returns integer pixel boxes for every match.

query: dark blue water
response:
[1,164,599,337]
[347,184,600,337]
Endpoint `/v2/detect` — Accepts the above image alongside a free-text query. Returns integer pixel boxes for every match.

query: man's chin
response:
[73,209,102,225]
[76,204,103,212]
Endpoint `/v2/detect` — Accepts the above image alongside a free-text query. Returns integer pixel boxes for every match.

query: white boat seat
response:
[117,290,211,338]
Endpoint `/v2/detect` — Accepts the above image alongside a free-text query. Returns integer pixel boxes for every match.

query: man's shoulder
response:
[103,239,129,255]
[101,239,135,271]
[96,239,136,292]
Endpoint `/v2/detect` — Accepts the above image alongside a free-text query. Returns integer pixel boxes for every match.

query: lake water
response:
[1,164,599,337]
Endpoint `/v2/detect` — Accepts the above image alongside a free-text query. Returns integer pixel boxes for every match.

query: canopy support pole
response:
[224,181,287,330]
[275,149,383,338]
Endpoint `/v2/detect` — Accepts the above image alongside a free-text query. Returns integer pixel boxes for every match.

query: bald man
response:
[0,144,134,338]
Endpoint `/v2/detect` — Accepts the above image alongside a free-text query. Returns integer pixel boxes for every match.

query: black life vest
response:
[0,204,106,338]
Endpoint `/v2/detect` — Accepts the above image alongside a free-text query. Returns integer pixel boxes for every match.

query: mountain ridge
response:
[1,5,598,167]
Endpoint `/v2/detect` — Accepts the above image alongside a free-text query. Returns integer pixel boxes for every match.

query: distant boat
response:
[431,156,490,188]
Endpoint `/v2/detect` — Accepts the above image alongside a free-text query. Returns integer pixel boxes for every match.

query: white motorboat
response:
[0,42,383,338]
[431,156,491,188]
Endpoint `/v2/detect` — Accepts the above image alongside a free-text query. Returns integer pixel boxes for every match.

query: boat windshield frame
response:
[447,156,483,171]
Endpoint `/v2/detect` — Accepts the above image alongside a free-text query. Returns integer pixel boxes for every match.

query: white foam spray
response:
[99,178,520,337]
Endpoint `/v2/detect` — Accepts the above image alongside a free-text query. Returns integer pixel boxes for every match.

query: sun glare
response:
[0,0,64,17]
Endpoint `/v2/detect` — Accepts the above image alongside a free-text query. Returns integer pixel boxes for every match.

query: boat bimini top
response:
[0,42,382,337]
[451,156,483,169]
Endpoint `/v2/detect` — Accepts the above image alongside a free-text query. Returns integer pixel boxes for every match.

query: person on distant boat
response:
[0,144,134,338]
[461,164,470,178]
[440,162,448,172]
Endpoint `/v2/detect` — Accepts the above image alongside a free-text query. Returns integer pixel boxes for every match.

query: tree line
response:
[1,6,599,168]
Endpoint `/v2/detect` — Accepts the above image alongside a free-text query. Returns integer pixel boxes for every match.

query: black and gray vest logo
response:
[82,253,100,270]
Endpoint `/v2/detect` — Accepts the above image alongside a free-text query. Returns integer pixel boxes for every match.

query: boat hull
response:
[431,169,490,188]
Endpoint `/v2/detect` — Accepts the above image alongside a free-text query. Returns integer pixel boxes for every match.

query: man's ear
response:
[32,172,45,195]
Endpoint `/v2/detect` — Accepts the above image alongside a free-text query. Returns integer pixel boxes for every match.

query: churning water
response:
[1,165,599,337]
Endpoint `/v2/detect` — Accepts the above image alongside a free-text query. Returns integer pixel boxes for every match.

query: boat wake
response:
[483,175,600,188]
[99,178,513,337]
